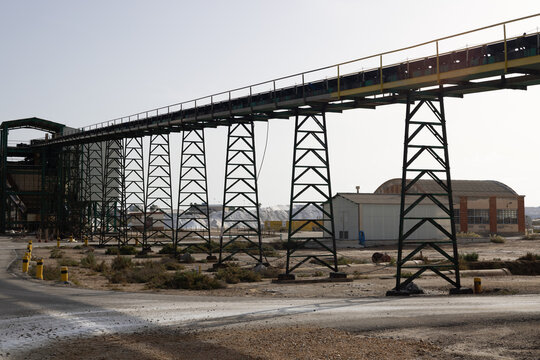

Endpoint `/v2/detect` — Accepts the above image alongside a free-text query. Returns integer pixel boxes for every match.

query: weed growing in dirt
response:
[80,253,108,272]
[456,231,481,238]
[94,261,108,272]
[461,252,479,262]
[259,266,281,279]
[522,233,540,240]
[111,256,133,271]
[220,241,278,257]
[105,247,119,255]
[160,257,185,270]
[397,272,418,278]
[179,241,220,254]
[336,257,352,265]
[107,261,167,284]
[490,234,506,244]
[49,248,64,259]
[215,264,261,284]
[58,257,79,267]
[105,246,138,256]
[518,252,540,261]
[152,270,225,290]
[80,253,97,268]
[158,244,176,255]
[28,263,61,281]
[352,271,367,279]
[177,252,196,263]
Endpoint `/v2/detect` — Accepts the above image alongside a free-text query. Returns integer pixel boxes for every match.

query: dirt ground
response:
[13,326,440,360]
[15,318,540,360]
[18,237,540,298]
[9,236,540,359]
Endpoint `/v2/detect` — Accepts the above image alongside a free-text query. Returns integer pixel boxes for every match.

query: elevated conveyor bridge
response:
[5,14,540,293]
[35,14,540,147]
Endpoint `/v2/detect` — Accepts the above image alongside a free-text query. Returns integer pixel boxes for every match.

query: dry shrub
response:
[58,257,79,267]
[28,263,61,281]
[152,270,225,290]
[215,264,261,284]
[49,248,64,259]
[490,234,506,243]
[111,256,133,271]
[107,261,166,284]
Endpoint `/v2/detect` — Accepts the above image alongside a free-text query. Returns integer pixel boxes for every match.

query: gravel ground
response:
[14,326,441,360]
[5,237,540,360]
[14,318,540,360]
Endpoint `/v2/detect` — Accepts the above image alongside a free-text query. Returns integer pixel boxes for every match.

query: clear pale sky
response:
[1,1,539,206]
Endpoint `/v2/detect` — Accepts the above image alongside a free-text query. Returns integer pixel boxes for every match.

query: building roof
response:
[1,117,65,133]
[374,179,519,198]
[337,193,401,205]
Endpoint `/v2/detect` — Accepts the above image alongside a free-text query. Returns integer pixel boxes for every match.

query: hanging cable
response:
[256,120,270,180]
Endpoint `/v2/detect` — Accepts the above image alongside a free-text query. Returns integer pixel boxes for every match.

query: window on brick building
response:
[497,209,518,224]
[453,209,460,224]
[467,209,489,224]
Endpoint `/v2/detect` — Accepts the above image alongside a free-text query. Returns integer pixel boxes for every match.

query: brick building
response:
[375,179,525,235]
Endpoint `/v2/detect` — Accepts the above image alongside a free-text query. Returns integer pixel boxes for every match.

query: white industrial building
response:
[331,193,450,246]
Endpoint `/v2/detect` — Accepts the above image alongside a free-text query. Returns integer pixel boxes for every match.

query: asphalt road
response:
[1,236,540,358]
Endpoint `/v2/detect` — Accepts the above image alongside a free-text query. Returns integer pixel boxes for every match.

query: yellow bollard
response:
[84,237,88,247]
[36,259,44,280]
[61,266,69,283]
[28,240,33,245]
[22,255,29,273]
[474,277,482,294]
[57,237,61,248]
[27,244,32,252]
[69,235,74,242]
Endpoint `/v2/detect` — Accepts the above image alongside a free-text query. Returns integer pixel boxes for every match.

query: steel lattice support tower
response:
[218,121,262,265]
[121,137,145,246]
[282,112,339,278]
[80,143,92,239]
[100,140,123,245]
[175,129,213,257]
[67,145,83,238]
[88,141,103,242]
[390,91,463,294]
[39,147,51,240]
[58,146,82,237]
[144,134,174,248]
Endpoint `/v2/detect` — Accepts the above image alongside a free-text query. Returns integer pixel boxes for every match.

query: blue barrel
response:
[358,231,365,246]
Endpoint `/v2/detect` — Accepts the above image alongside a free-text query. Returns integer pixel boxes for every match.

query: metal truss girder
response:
[100,139,123,245]
[394,90,461,291]
[58,145,83,238]
[88,141,104,242]
[121,137,145,246]
[285,112,338,274]
[144,134,174,247]
[175,129,211,255]
[68,145,83,238]
[80,143,92,239]
[219,122,262,264]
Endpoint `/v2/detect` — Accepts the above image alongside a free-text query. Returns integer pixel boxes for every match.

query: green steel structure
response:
[3,15,540,292]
